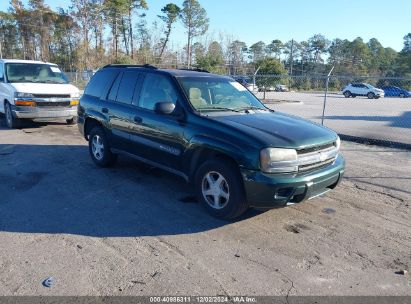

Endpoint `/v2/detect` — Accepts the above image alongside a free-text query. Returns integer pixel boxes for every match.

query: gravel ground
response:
[0,119,410,296]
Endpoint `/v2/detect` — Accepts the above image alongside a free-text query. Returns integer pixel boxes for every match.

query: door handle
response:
[102,108,109,114]
[134,116,143,124]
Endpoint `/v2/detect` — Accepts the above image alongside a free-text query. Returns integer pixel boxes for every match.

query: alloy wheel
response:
[201,171,230,209]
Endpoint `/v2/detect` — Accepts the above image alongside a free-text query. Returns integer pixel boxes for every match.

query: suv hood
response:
[10,83,80,95]
[211,111,337,148]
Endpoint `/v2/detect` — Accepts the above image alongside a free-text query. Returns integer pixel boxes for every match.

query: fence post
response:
[321,66,334,126]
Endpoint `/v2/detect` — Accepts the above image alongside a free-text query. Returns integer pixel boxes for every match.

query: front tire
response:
[66,117,77,125]
[367,92,375,99]
[4,102,21,129]
[195,159,248,220]
[399,93,405,98]
[88,126,117,167]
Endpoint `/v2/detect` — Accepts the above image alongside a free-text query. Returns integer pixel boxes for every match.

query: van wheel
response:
[343,91,351,98]
[4,102,21,129]
[195,159,248,220]
[367,92,375,99]
[66,117,77,125]
[88,126,117,167]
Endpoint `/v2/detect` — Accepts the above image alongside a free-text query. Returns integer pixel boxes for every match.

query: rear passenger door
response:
[128,72,186,171]
[104,70,142,151]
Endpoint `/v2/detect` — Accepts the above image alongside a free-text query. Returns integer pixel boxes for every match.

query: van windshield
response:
[5,63,69,84]
[178,77,266,112]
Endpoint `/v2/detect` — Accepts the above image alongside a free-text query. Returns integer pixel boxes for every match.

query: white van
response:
[0,59,80,128]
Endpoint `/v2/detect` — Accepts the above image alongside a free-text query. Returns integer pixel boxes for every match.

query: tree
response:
[158,3,180,62]
[266,39,283,59]
[249,41,266,62]
[195,41,225,73]
[228,40,247,74]
[395,33,411,77]
[180,0,209,68]
[308,34,330,64]
[255,57,287,90]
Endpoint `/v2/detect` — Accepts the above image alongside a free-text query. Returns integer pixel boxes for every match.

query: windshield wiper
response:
[238,106,267,111]
[38,80,64,84]
[197,106,242,113]
[10,80,36,83]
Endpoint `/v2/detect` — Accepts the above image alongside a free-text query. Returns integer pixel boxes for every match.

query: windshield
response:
[178,77,266,112]
[5,63,69,84]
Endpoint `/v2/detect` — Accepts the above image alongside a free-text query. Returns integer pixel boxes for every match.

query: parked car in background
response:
[78,65,344,219]
[380,85,411,98]
[233,76,259,92]
[275,84,289,92]
[0,59,80,128]
[342,83,384,99]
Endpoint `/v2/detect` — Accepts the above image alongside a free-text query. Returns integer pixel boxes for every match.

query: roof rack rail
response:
[103,64,158,69]
[178,68,210,73]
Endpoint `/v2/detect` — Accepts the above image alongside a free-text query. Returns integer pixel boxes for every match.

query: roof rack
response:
[178,68,210,73]
[103,64,158,70]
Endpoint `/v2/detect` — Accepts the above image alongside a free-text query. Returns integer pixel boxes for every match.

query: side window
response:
[107,72,122,101]
[139,74,178,110]
[116,71,140,104]
[85,69,118,98]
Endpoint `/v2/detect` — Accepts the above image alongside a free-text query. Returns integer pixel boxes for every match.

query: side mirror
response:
[154,102,175,115]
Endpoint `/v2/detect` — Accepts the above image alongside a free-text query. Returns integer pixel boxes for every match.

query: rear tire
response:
[4,102,21,129]
[195,159,248,220]
[343,91,351,98]
[367,92,375,99]
[88,126,117,167]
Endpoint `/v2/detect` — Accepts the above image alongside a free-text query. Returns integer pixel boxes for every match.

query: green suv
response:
[78,65,344,219]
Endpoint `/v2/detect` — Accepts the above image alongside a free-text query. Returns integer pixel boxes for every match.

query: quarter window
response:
[85,70,118,98]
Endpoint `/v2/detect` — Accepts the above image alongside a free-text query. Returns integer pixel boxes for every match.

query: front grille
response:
[299,158,336,172]
[37,101,71,107]
[297,142,335,155]
[33,94,71,98]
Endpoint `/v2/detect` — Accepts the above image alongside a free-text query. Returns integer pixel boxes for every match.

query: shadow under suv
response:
[78,65,345,219]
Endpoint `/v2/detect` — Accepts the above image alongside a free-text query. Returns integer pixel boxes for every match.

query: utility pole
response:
[0,40,2,59]
[289,39,294,76]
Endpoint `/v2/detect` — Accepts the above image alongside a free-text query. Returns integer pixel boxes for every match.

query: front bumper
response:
[12,105,77,119]
[241,154,345,208]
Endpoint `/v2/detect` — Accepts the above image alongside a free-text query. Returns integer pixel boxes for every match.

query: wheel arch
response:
[84,117,103,141]
[185,136,254,182]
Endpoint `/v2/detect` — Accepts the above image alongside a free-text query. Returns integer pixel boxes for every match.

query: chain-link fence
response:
[64,68,411,148]
[246,74,411,148]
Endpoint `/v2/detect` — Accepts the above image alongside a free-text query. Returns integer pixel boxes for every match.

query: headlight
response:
[335,136,341,150]
[260,148,298,173]
[14,92,34,98]
[71,92,81,99]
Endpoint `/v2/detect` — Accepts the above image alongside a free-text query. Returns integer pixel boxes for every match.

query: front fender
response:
[183,135,259,178]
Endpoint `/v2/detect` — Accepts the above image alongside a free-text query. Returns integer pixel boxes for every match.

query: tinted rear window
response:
[85,69,118,98]
[116,71,140,104]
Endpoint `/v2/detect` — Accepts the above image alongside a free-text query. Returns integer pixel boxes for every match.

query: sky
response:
[1,0,410,51]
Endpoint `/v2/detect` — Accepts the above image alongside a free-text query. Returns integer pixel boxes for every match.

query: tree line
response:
[0,0,410,78]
